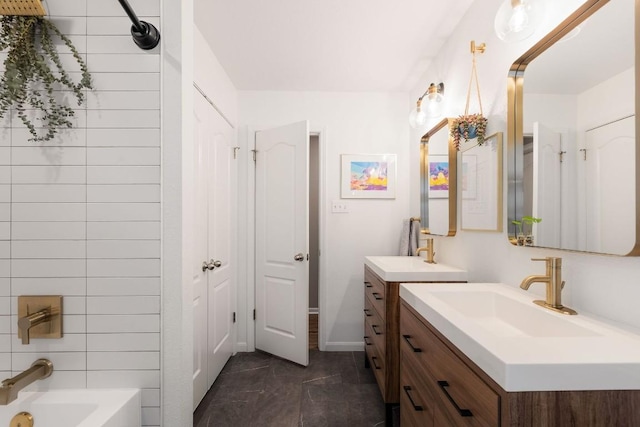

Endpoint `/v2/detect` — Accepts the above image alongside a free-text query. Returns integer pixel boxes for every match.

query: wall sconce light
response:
[494,0,545,43]
[409,82,445,128]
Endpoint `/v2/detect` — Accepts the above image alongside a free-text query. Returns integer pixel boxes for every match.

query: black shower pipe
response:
[117,0,161,50]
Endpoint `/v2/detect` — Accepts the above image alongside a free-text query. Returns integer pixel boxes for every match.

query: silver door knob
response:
[294,253,304,262]
[201,259,220,271]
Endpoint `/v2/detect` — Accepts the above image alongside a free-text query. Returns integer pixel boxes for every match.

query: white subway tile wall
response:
[0,1,161,425]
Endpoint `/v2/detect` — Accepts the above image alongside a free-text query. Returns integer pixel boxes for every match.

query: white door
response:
[206,108,235,385]
[585,116,635,254]
[532,122,561,247]
[255,121,309,366]
[192,90,209,408]
[192,89,236,409]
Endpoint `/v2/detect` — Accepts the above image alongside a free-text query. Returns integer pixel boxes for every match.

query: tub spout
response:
[0,359,53,405]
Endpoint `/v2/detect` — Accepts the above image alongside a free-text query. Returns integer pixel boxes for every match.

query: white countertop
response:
[364,256,467,282]
[400,282,640,392]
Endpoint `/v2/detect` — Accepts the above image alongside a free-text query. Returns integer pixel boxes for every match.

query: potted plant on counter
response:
[512,216,542,246]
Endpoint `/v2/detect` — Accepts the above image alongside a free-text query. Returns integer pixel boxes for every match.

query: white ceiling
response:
[195,0,474,92]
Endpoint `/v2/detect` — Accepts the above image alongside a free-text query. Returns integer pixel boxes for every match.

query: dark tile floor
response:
[193,350,399,427]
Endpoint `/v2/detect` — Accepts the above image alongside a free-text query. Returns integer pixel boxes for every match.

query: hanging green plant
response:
[0,15,92,142]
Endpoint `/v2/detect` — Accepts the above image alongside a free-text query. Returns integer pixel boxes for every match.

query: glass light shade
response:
[495,0,545,43]
[409,103,429,128]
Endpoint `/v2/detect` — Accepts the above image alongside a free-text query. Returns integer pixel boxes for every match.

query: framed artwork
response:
[460,132,503,231]
[428,155,449,199]
[341,154,396,199]
[462,154,477,200]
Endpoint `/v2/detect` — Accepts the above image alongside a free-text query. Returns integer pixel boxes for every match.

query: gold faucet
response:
[0,359,53,405]
[18,308,51,345]
[416,238,436,264]
[17,296,63,345]
[520,257,577,315]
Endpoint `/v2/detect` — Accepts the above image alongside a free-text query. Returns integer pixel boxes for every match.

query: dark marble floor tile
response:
[352,352,378,385]
[299,400,351,427]
[195,391,260,427]
[194,351,397,427]
[222,350,272,373]
[215,365,270,392]
[347,400,387,427]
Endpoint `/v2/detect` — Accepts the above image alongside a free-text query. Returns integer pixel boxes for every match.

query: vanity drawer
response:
[364,298,385,352]
[401,304,499,427]
[365,343,386,396]
[364,270,386,319]
[400,347,435,427]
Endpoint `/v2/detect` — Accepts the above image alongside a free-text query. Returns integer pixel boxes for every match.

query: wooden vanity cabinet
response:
[400,300,640,427]
[364,265,400,409]
[363,265,466,424]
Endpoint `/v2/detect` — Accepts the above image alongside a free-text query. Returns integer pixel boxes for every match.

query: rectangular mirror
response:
[507,0,639,255]
[420,118,457,236]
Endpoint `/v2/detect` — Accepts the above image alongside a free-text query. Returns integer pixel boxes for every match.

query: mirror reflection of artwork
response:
[340,154,396,199]
[350,161,388,191]
[461,132,503,232]
[428,156,449,198]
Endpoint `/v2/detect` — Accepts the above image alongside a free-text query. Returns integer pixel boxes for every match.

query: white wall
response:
[238,91,410,349]
[0,1,163,425]
[409,0,640,331]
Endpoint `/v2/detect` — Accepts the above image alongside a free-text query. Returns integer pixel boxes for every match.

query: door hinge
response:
[233,147,240,159]
[233,312,236,323]
[253,309,256,320]
[251,149,257,162]
[580,148,587,160]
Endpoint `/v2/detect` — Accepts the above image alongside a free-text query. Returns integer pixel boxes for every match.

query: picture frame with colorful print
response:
[340,154,396,199]
[428,155,449,198]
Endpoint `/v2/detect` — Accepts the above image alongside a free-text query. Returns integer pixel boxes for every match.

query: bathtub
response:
[0,389,140,427]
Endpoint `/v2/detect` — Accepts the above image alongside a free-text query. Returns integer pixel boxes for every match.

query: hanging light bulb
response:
[494,0,545,43]
[409,83,445,128]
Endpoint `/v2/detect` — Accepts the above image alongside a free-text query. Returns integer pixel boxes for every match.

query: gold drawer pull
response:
[403,385,424,411]
[372,292,383,300]
[437,381,473,417]
[363,308,373,317]
[372,324,382,335]
[402,334,422,352]
[364,281,373,288]
[364,336,372,346]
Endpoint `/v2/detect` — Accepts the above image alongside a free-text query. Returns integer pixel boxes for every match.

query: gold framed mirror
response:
[420,118,457,236]
[507,0,639,255]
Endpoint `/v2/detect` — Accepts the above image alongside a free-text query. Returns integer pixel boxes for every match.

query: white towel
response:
[399,219,411,256]
[409,219,420,256]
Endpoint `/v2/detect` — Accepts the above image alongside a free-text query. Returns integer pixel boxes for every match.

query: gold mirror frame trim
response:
[507,0,640,255]
[420,117,457,236]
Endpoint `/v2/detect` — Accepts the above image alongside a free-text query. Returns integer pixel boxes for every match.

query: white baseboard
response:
[309,308,319,315]
[234,342,248,353]
[323,341,365,351]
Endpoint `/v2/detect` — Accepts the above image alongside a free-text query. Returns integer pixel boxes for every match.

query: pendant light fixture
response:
[409,82,445,128]
[494,0,545,43]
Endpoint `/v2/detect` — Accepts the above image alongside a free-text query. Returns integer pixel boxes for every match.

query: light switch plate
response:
[331,200,349,213]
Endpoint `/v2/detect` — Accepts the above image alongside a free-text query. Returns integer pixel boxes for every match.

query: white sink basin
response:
[432,291,598,338]
[400,282,640,392]
[364,256,467,282]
